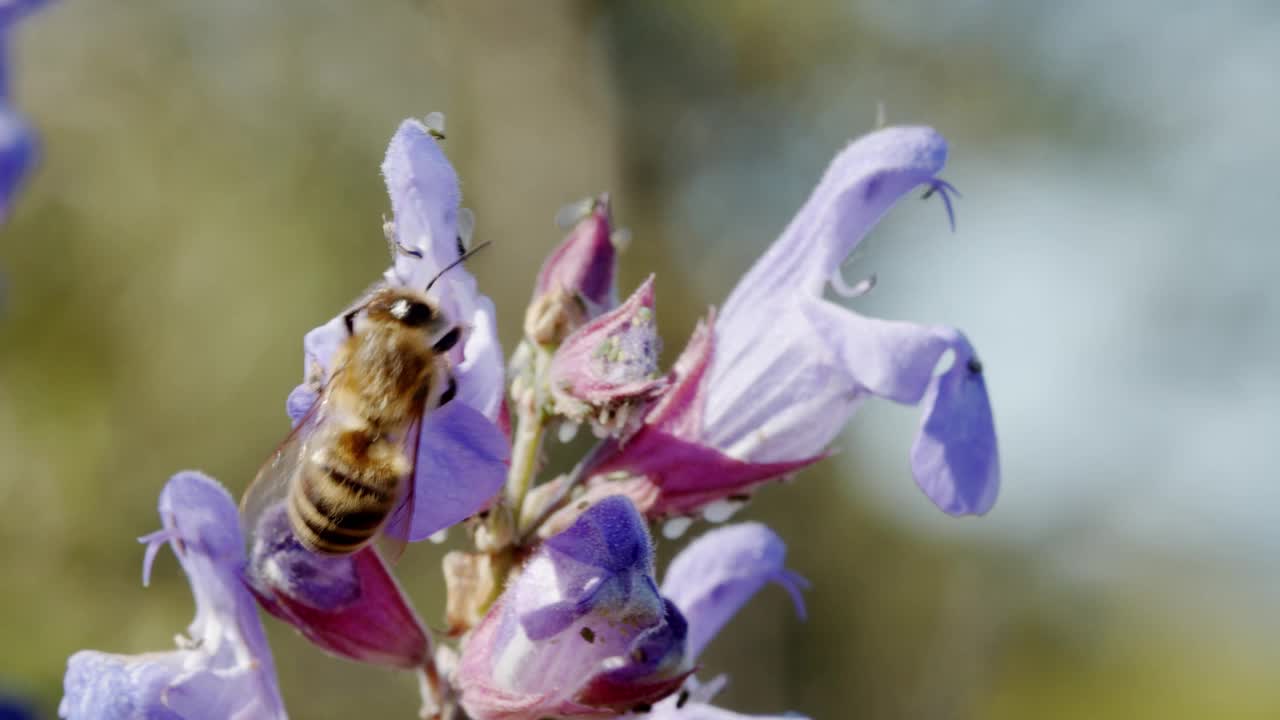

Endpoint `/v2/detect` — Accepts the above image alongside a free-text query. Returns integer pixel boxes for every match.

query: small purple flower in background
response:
[548,276,666,435]
[587,126,999,518]
[457,497,691,720]
[0,694,38,720]
[60,472,287,720]
[0,0,49,222]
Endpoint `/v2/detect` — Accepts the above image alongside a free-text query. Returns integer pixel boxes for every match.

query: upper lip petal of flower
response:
[718,126,951,316]
[59,471,287,720]
[381,118,504,423]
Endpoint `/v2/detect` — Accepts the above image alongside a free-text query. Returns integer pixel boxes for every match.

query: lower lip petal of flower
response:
[245,502,432,669]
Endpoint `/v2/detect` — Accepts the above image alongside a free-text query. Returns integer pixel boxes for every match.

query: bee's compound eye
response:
[390,299,434,327]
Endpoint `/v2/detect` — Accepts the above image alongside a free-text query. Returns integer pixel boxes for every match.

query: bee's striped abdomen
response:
[287,431,405,555]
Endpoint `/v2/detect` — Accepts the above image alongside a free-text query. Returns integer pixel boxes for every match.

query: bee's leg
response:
[343,308,359,336]
[439,376,458,407]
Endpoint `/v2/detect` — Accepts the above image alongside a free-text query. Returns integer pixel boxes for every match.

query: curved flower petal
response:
[661,523,807,660]
[797,299,999,515]
[245,503,431,669]
[796,299,956,404]
[383,400,509,542]
[719,126,949,320]
[60,472,286,720]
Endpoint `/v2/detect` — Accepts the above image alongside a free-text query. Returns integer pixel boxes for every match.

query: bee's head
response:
[363,288,462,353]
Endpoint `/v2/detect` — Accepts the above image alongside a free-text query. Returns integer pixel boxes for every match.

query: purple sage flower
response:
[0,0,48,223]
[589,126,999,517]
[60,471,287,720]
[457,497,692,720]
[547,275,666,434]
[286,116,510,542]
[244,503,432,669]
[526,194,619,344]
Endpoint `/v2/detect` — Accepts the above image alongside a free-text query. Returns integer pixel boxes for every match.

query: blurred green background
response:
[3,1,1278,718]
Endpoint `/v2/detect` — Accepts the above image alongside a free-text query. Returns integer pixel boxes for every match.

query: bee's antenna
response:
[425,240,492,292]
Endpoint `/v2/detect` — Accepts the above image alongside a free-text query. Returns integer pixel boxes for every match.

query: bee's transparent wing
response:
[239,394,328,547]
[375,416,422,564]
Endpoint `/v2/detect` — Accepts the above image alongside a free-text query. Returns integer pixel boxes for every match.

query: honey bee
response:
[241,243,487,556]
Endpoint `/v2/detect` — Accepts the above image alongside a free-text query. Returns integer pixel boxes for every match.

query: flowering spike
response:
[60,472,287,720]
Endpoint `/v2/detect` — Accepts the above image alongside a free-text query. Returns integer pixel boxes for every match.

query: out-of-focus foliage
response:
[2,1,1278,718]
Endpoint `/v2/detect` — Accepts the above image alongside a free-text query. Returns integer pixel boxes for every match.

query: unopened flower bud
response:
[525,194,619,345]
[547,276,665,436]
